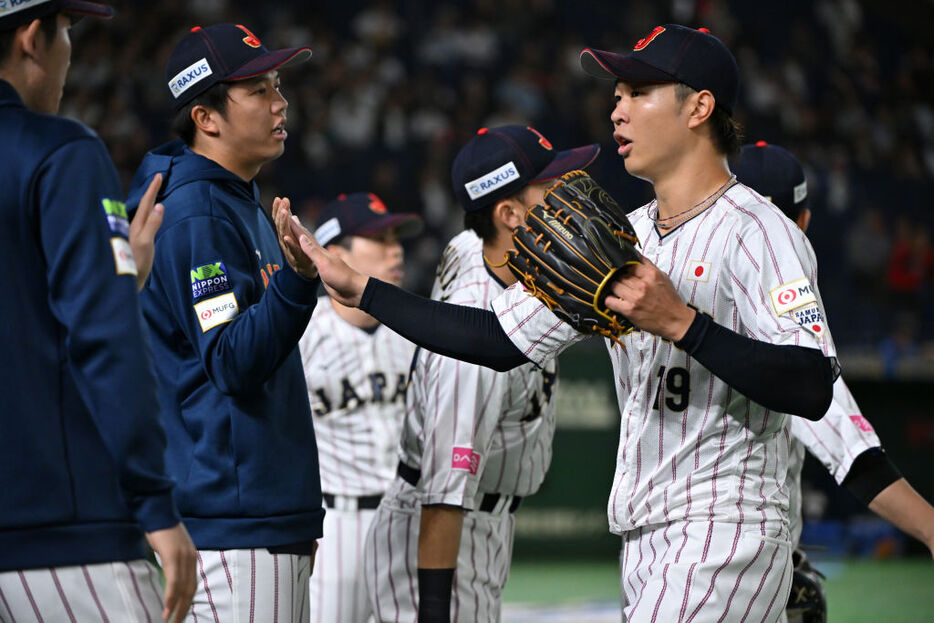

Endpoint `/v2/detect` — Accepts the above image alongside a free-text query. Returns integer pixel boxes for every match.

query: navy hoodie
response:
[0,80,179,571]
[127,140,324,549]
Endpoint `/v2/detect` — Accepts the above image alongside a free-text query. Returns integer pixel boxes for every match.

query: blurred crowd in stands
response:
[63,0,934,372]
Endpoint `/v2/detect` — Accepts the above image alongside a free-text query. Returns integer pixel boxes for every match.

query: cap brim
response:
[356,214,424,240]
[580,48,675,83]
[61,1,114,18]
[532,144,601,183]
[229,47,312,81]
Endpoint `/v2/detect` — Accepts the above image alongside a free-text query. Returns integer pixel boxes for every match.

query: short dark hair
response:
[464,205,496,244]
[675,83,743,156]
[0,13,60,66]
[170,81,233,146]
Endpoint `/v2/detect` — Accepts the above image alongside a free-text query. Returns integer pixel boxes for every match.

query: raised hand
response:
[273,197,318,280]
[292,219,369,307]
[129,173,165,291]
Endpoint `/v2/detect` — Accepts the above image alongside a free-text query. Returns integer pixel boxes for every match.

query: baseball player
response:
[285,25,842,622]
[299,192,423,623]
[735,142,934,556]
[0,2,196,622]
[365,126,599,623]
[125,23,323,622]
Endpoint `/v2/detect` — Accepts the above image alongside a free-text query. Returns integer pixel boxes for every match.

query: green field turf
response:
[503,558,934,622]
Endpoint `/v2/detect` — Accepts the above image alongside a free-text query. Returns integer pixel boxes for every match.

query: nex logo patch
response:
[190,262,226,283]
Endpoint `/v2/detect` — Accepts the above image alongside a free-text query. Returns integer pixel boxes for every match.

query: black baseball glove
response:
[506,170,641,344]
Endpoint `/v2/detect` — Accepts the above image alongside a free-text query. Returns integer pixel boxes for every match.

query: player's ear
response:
[797,208,812,233]
[685,89,716,129]
[190,105,221,137]
[492,198,525,231]
[17,19,45,62]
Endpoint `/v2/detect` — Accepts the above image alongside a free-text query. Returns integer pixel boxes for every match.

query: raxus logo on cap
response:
[451,125,601,212]
[164,23,312,110]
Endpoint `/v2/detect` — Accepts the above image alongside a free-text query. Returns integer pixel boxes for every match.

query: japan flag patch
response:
[686,260,711,282]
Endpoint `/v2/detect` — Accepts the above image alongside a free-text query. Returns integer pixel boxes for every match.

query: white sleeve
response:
[728,215,837,358]
[490,282,587,367]
[415,352,509,510]
[789,378,883,484]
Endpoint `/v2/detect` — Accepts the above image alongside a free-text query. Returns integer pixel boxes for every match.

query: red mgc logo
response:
[236,25,262,48]
[526,126,553,151]
[634,26,666,51]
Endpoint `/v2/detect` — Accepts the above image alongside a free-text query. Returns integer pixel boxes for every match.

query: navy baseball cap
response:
[580,24,739,115]
[165,23,311,110]
[732,141,808,220]
[314,193,423,247]
[452,125,600,212]
[0,0,112,31]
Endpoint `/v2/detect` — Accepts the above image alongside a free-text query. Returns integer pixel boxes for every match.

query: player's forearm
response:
[674,312,835,419]
[204,265,319,394]
[418,505,465,568]
[418,505,463,623]
[868,479,934,557]
[359,278,530,372]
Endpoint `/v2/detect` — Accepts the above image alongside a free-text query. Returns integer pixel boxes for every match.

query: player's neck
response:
[653,154,732,222]
[483,237,518,287]
[330,297,380,329]
[190,140,264,182]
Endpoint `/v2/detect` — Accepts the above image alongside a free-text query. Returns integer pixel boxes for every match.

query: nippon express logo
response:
[465,161,519,200]
[168,58,213,98]
[451,446,480,475]
[190,261,231,300]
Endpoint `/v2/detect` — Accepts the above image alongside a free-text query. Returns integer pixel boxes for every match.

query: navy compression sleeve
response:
[359,278,529,371]
[675,312,836,419]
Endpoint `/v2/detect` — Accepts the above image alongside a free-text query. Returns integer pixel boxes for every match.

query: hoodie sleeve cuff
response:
[131,490,182,533]
[273,263,320,306]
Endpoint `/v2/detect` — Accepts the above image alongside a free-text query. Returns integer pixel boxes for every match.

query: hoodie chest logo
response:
[260,263,281,289]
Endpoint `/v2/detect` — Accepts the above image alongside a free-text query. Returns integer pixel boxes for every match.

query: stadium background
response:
[65,0,933,619]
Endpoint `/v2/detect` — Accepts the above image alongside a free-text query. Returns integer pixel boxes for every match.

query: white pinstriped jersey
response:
[787,378,882,544]
[492,183,838,534]
[299,297,415,497]
[402,230,558,509]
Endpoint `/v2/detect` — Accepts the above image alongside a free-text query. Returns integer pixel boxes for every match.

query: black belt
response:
[322,492,383,511]
[396,462,522,514]
[478,492,523,513]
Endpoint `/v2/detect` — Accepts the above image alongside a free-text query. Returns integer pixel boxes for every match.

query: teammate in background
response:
[366,126,598,623]
[0,2,195,622]
[734,141,934,557]
[283,25,841,621]
[125,23,322,622]
[299,192,422,623]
